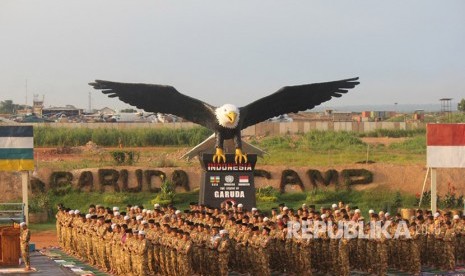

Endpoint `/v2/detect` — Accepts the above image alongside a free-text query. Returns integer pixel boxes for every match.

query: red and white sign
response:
[427,124,465,168]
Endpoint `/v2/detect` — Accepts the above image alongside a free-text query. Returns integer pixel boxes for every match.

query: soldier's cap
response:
[252,226,259,231]
[85,214,92,219]
[139,231,145,235]
[132,229,139,234]
[237,203,243,208]
[142,220,148,225]
[20,222,26,227]
[453,214,460,220]
[136,215,143,220]
[114,212,120,216]
[219,229,228,235]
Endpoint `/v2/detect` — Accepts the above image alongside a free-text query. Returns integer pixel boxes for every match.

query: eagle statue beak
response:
[226,111,237,124]
[235,148,247,164]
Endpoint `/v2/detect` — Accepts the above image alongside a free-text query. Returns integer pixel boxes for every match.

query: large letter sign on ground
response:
[0,126,34,171]
[199,154,257,210]
[427,124,465,168]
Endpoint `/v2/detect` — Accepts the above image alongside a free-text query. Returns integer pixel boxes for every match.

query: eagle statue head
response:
[215,104,239,129]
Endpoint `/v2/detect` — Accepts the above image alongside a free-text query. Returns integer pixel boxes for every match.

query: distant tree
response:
[120,108,138,113]
[458,98,465,112]
[0,100,19,114]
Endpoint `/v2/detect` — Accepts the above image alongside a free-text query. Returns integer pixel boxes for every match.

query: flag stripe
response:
[427,146,465,168]
[0,160,34,171]
[0,137,33,149]
[0,148,34,159]
[427,124,465,146]
[0,126,33,137]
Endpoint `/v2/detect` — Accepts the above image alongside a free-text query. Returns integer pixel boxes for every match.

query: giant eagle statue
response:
[89,77,359,163]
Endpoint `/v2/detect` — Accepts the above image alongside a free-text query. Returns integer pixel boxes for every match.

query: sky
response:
[1,1,464,111]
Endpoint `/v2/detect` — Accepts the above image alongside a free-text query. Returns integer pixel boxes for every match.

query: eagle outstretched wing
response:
[89,80,217,129]
[238,77,360,130]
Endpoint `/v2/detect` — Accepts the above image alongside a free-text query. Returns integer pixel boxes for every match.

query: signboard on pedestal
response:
[199,154,257,210]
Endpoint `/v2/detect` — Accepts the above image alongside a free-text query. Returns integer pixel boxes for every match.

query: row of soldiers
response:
[56,202,465,275]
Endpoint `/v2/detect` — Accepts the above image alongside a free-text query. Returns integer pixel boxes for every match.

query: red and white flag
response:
[239,176,249,183]
[427,124,465,168]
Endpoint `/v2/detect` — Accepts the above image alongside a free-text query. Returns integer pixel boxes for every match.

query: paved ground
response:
[0,251,74,276]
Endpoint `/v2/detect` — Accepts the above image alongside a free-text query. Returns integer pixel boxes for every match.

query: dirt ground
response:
[31,230,58,249]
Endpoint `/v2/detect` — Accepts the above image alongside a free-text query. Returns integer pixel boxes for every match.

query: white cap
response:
[355,209,361,213]
[142,209,147,213]
[111,223,116,229]
[134,205,139,209]
[85,214,92,219]
[139,231,145,235]
[69,210,75,215]
[321,214,327,219]
[385,212,390,217]
[251,207,257,212]
[368,209,374,214]
[434,212,440,218]
[219,229,228,235]
[276,215,283,219]
[283,207,289,211]
[136,215,143,220]
[302,203,307,207]
[112,207,119,211]
[74,210,80,214]
[154,204,160,208]
[335,210,340,214]
[175,210,181,215]
[114,212,120,216]
[20,222,26,227]
[124,215,130,220]
[453,215,460,220]
[237,204,243,208]
[142,220,148,224]
[263,217,269,222]
[130,207,135,210]
[379,211,385,215]
[332,204,337,209]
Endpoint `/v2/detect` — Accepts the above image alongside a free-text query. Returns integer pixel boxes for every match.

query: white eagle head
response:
[215,104,240,129]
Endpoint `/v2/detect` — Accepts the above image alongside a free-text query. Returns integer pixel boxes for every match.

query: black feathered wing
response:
[89,80,217,129]
[238,77,360,130]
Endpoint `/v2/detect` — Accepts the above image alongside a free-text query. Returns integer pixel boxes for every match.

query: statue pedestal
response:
[199,154,257,210]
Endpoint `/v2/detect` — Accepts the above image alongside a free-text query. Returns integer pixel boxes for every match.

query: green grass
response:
[249,131,426,166]
[29,222,56,233]
[34,126,212,147]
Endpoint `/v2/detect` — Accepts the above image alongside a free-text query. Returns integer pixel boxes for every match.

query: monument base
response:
[199,153,257,210]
